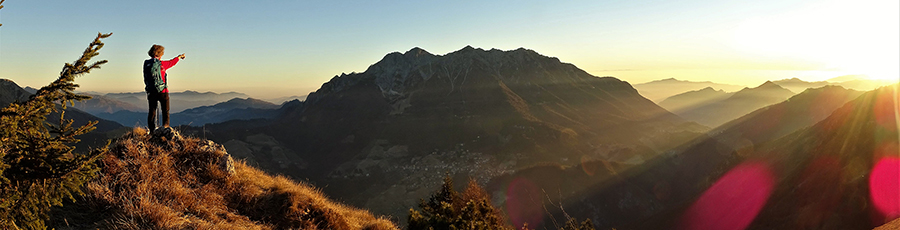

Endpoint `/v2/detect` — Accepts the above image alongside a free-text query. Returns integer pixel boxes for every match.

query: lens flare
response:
[680,161,775,230]
[505,177,543,228]
[869,157,900,221]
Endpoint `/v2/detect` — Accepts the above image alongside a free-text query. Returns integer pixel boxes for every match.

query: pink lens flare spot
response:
[505,177,543,228]
[680,161,775,230]
[870,157,900,221]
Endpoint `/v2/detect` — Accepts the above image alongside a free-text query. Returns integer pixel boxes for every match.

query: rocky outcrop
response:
[148,127,234,176]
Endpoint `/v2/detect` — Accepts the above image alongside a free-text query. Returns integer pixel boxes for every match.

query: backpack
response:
[143,58,166,93]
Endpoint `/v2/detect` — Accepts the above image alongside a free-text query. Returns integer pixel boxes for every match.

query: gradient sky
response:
[0,0,897,98]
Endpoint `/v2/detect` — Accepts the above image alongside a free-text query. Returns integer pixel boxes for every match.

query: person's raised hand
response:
[179,53,186,59]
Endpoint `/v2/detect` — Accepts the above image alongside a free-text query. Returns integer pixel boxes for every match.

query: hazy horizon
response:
[0,0,897,99]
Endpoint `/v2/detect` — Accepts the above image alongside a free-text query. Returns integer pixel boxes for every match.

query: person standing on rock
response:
[143,44,185,131]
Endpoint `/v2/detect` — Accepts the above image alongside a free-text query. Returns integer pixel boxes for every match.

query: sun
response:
[732,0,899,82]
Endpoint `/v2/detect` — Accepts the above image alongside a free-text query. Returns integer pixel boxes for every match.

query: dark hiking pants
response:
[147,91,170,131]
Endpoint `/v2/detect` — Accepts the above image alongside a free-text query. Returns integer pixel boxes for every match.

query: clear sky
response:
[0,0,897,98]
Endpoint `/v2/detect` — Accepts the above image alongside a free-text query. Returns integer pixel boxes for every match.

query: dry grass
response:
[52,127,397,230]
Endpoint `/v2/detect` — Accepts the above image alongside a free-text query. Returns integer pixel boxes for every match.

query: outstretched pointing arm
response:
[161,54,183,70]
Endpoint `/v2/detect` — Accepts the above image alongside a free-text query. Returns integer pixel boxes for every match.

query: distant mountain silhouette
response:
[70,94,143,114]
[673,81,795,128]
[16,84,142,115]
[835,79,894,91]
[23,86,38,94]
[189,46,708,221]
[0,79,32,106]
[97,97,281,127]
[658,87,732,114]
[632,78,744,102]
[104,90,251,113]
[264,95,308,104]
[521,85,888,230]
[0,78,126,151]
[774,77,893,93]
[773,77,831,93]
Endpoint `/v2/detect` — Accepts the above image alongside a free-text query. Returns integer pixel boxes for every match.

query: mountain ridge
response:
[96,97,282,127]
[672,81,795,128]
[632,78,745,102]
[658,87,731,113]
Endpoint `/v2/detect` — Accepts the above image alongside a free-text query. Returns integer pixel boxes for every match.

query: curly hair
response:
[148,44,165,58]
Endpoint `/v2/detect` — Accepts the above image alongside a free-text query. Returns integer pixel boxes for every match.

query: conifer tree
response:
[409,176,599,230]
[409,176,512,230]
[0,32,112,230]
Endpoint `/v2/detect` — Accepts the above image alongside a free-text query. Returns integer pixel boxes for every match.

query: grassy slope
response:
[51,128,397,230]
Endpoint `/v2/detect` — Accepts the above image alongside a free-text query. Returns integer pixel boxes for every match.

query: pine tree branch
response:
[1,32,113,230]
[0,0,5,27]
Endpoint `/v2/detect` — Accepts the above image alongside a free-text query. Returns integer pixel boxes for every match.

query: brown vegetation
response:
[51,127,396,230]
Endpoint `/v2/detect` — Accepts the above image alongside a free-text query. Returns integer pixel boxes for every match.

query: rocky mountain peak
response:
[310,46,590,103]
[730,81,793,98]
[404,47,433,57]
